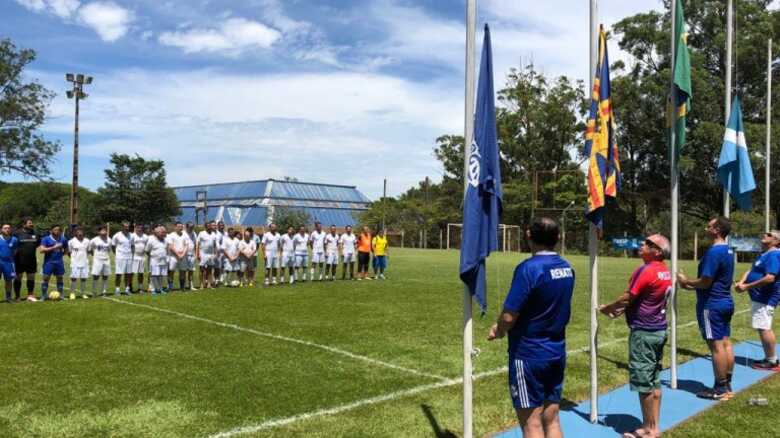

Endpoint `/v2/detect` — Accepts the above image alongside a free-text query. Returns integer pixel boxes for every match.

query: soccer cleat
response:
[696,386,731,400]
[289,277,294,285]
[26,296,38,302]
[82,294,90,299]
[272,279,278,286]
[751,359,780,371]
[69,293,76,300]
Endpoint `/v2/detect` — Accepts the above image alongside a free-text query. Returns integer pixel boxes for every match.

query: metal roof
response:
[173,179,370,204]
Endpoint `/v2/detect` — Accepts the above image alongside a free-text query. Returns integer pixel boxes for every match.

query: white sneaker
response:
[26,296,38,302]
[289,277,294,284]
[272,279,278,285]
[319,274,323,281]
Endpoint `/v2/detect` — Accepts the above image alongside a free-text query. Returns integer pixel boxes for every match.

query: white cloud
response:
[14,0,80,18]
[77,1,133,42]
[159,18,281,54]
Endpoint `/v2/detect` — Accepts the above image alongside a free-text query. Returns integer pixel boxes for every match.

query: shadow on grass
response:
[421,404,457,438]
[598,353,629,371]
[560,398,642,435]
[675,346,709,360]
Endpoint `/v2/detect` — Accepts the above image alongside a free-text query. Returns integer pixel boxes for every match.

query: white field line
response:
[103,297,446,381]
[208,308,750,438]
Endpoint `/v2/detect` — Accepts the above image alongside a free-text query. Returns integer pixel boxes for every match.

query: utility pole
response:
[382,177,387,231]
[66,73,93,227]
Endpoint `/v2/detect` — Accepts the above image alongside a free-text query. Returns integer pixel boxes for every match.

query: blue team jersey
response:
[41,234,68,264]
[747,249,780,307]
[696,243,735,309]
[0,235,18,261]
[503,252,575,361]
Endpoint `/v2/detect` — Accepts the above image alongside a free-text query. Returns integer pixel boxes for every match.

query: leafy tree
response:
[0,39,60,179]
[271,206,311,231]
[0,182,100,231]
[96,153,180,225]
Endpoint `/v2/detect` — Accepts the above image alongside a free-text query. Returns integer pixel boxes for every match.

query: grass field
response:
[0,248,770,437]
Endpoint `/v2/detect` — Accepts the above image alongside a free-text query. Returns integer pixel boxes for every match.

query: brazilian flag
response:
[670,0,692,159]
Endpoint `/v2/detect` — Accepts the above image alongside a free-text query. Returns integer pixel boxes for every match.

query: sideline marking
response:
[207,308,749,437]
[103,297,446,381]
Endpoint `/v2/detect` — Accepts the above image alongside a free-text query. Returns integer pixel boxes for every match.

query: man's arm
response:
[487,310,519,340]
[599,290,632,318]
[736,273,776,292]
[676,272,713,290]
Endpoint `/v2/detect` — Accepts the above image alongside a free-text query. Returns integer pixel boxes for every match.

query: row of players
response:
[0,220,390,301]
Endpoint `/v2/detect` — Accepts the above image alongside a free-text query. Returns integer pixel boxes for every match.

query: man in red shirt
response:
[600,234,671,438]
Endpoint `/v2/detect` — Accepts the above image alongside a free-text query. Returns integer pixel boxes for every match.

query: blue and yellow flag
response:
[584,26,620,229]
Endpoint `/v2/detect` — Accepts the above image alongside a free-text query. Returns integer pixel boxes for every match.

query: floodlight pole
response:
[66,73,93,227]
[463,0,476,437]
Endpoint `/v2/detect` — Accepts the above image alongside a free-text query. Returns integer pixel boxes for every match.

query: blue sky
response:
[4,0,666,198]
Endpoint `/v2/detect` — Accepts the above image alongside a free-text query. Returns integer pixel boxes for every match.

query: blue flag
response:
[459,24,502,314]
[717,96,755,211]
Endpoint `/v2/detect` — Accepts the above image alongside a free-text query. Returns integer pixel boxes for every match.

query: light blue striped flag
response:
[717,96,755,211]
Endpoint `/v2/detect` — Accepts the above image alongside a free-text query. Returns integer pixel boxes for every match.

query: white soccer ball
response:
[49,291,61,301]
[230,280,240,287]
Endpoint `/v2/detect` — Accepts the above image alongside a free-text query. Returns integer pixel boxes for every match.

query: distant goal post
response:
[445,223,521,252]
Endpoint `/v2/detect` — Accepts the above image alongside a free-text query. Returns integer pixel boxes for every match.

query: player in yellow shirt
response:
[371,229,389,280]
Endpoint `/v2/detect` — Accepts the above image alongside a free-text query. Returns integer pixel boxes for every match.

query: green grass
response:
[0,248,766,437]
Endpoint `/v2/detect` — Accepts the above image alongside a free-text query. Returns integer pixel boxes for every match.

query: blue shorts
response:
[373,255,387,269]
[697,305,734,341]
[42,262,65,277]
[508,356,565,409]
[0,260,15,281]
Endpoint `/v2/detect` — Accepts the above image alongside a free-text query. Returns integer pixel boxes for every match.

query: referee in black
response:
[13,218,40,301]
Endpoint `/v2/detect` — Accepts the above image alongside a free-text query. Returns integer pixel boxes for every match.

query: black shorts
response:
[14,258,37,275]
[357,252,370,271]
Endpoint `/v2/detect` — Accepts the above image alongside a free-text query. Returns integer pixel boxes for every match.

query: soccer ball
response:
[49,291,61,301]
[230,280,240,287]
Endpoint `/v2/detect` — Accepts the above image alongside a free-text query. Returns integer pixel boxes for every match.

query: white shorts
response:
[131,258,145,274]
[169,256,190,272]
[326,253,339,265]
[751,301,775,330]
[265,253,279,269]
[199,253,215,268]
[223,258,239,272]
[187,255,197,271]
[91,260,111,276]
[71,266,89,279]
[312,252,325,263]
[150,263,168,277]
[295,254,308,267]
[239,258,254,272]
[115,258,133,275]
[342,253,355,263]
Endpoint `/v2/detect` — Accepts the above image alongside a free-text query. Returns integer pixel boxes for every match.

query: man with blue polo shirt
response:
[39,224,69,301]
[735,230,780,370]
[0,223,19,303]
[677,217,736,400]
[488,217,575,438]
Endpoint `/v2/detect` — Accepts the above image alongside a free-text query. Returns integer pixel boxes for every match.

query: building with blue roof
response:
[173,179,371,228]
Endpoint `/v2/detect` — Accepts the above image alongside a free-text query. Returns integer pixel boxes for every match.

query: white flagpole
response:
[669,0,679,390]
[767,38,772,233]
[724,0,733,218]
[588,0,599,424]
[463,0,477,436]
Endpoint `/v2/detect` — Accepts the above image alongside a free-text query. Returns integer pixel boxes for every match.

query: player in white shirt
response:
[166,222,190,291]
[196,221,219,289]
[280,226,296,284]
[324,225,340,280]
[111,222,134,295]
[131,224,149,292]
[67,228,90,299]
[184,222,198,290]
[222,228,241,286]
[293,226,310,282]
[309,222,327,281]
[238,229,257,286]
[248,227,261,285]
[89,225,112,296]
[261,224,281,286]
[215,221,226,285]
[145,225,169,294]
[339,225,357,280]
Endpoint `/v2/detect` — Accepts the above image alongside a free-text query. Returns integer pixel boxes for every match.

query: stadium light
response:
[65,73,93,227]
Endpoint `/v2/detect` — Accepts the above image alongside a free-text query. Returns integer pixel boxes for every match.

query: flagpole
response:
[463,0,477,436]
[724,0,733,218]
[767,38,772,233]
[669,0,679,390]
[588,0,599,424]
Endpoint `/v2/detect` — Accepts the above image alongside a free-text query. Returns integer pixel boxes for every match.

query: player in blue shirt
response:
[677,217,735,400]
[488,217,575,438]
[735,230,780,370]
[0,223,19,303]
[39,224,69,301]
